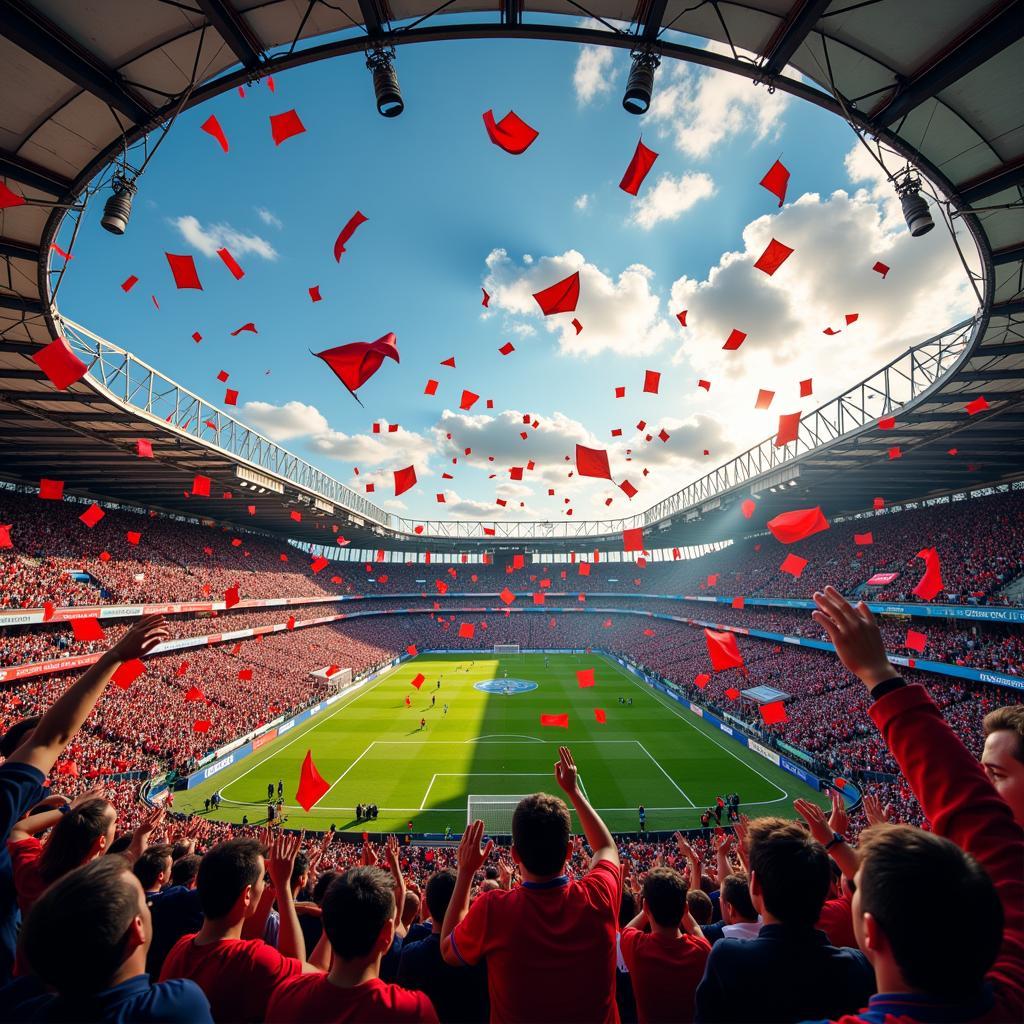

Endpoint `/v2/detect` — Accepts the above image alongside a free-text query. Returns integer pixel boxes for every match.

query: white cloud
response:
[647,43,789,159]
[630,172,716,229]
[241,401,328,440]
[482,249,675,358]
[171,215,278,260]
[574,194,590,211]
[667,145,975,454]
[255,207,282,229]
[574,43,618,105]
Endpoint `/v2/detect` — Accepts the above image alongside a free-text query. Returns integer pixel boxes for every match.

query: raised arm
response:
[266,832,307,963]
[9,784,106,844]
[440,819,492,966]
[555,746,619,869]
[7,616,169,777]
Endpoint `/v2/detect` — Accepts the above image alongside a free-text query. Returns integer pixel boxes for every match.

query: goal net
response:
[467,795,526,834]
[493,644,520,654]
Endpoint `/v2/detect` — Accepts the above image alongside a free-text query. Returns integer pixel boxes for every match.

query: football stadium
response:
[0,2,1022,1022]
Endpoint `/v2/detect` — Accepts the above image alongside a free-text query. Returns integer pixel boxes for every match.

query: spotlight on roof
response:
[623,51,660,115]
[367,48,403,118]
[896,174,934,237]
[100,174,137,235]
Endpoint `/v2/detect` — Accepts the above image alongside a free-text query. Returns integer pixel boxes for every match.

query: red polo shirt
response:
[450,859,621,1023]
[158,934,302,1022]
[266,974,437,1023]
[620,927,710,1023]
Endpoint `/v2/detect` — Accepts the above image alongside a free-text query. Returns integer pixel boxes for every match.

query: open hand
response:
[457,819,494,876]
[554,746,579,798]
[811,587,896,690]
[109,615,170,662]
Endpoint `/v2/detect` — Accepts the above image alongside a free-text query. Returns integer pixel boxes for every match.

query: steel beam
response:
[196,0,266,70]
[0,237,39,261]
[959,159,1024,205]
[0,148,73,197]
[761,0,831,76]
[0,294,44,313]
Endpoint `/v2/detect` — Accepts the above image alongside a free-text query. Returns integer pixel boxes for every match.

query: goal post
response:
[467,795,526,835]
[493,644,520,655]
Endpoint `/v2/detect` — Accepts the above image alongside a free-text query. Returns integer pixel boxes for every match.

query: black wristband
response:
[869,677,907,702]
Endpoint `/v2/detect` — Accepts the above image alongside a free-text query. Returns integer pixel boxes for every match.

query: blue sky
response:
[56,35,974,522]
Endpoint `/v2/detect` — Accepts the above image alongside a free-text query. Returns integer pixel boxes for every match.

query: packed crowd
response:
[3,487,1024,615]
[0,597,1021,1024]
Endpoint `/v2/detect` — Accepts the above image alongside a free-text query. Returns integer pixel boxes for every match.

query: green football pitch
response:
[181,653,828,833]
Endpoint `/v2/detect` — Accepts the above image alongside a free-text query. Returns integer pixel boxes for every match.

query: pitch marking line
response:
[420,772,549,811]
[609,655,790,803]
[218,664,401,800]
[635,741,696,807]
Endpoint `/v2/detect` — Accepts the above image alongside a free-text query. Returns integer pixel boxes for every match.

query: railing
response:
[58,317,392,528]
[57,314,976,542]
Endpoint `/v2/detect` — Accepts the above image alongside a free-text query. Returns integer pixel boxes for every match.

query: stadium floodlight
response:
[100,174,137,235]
[896,174,934,237]
[623,51,660,115]
[367,48,403,118]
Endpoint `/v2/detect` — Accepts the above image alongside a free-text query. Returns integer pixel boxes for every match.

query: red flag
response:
[313,333,399,404]
[111,658,145,690]
[577,668,595,688]
[270,109,306,145]
[39,478,64,500]
[482,109,538,154]
[872,261,890,278]
[643,369,661,394]
[540,713,569,728]
[32,337,88,391]
[622,527,644,552]
[575,444,612,480]
[80,503,104,528]
[753,238,794,276]
[533,272,580,315]
[165,253,203,290]
[230,323,257,336]
[704,628,744,672]
[912,548,943,601]
[905,629,927,653]
[759,160,789,206]
[184,686,206,701]
[694,673,711,690]
[217,248,245,280]
[854,532,873,545]
[594,708,607,724]
[201,114,229,151]
[722,329,747,351]
[72,618,105,642]
[334,212,368,262]
[192,720,212,733]
[619,139,659,195]
[295,750,330,811]
[410,673,426,689]
[766,507,829,544]
[774,412,801,447]
[779,553,808,578]
[760,701,788,725]
[458,623,475,639]
[394,465,417,497]
[741,499,756,519]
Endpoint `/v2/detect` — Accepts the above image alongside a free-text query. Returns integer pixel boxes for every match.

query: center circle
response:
[473,678,538,694]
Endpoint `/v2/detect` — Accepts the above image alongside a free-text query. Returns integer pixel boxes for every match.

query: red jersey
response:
[266,974,437,1023]
[450,858,621,1023]
[158,934,303,1022]
[8,837,46,915]
[818,894,857,950]
[619,927,710,1024]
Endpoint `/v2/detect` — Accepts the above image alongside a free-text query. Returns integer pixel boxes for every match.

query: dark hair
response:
[21,857,140,994]
[133,845,173,890]
[484,866,499,880]
[170,854,201,887]
[747,817,830,927]
[313,869,340,905]
[642,867,689,927]
[0,716,40,758]
[983,705,1024,762]
[38,798,116,885]
[196,839,264,919]
[108,835,133,856]
[291,851,309,888]
[322,867,394,960]
[686,888,713,926]
[171,843,191,862]
[512,793,570,876]
[425,869,457,923]
[859,825,1003,998]
[721,873,757,921]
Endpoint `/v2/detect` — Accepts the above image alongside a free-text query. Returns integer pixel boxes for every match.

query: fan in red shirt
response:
[159,833,323,1022]
[803,587,1024,1024]
[620,865,710,1023]
[267,864,437,1023]
[441,746,621,1023]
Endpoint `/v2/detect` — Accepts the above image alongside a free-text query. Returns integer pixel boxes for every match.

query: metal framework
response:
[58,318,391,528]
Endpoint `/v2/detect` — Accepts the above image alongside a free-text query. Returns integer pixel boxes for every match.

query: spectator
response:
[982,704,1024,824]
[441,747,621,1022]
[620,867,710,1024]
[686,889,713,927]
[694,817,874,1022]
[2,856,211,1022]
[267,866,437,1022]
[803,586,1024,1023]
[159,834,321,1021]
[0,615,168,983]
[701,874,760,945]
[397,869,488,1023]
[134,844,174,897]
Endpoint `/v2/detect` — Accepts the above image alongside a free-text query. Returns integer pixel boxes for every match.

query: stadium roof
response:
[1,0,1022,553]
